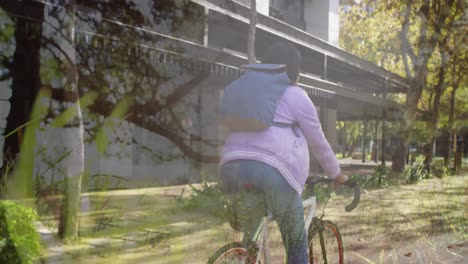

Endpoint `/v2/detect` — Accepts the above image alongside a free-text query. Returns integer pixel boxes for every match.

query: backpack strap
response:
[241,64,286,72]
[271,122,300,137]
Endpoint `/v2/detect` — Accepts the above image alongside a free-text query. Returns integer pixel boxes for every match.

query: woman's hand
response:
[333,174,349,188]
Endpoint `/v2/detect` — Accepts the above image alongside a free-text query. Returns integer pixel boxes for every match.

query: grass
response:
[333,174,467,263]
[38,174,468,264]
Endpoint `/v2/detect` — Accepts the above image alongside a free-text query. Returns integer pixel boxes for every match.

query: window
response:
[269,0,305,30]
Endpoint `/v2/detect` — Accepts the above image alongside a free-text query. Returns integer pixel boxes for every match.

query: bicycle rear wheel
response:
[308,219,344,264]
[207,242,257,264]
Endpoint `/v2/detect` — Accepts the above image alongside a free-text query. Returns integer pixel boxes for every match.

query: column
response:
[324,108,338,151]
[304,0,339,45]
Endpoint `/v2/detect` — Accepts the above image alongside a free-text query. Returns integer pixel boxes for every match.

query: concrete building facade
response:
[0,0,408,187]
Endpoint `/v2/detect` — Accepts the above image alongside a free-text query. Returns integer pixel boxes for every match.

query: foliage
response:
[0,201,41,264]
[431,158,447,178]
[65,0,213,163]
[404,160,430,184]
[404,157,448,183]
[336,121,378,158]
[302,181,334,205]
[349,164,393,190]
[341,0,466,173]
[4,89,51,199]
[340,4,406,77]
[182,182,226,219]
[440,84,468,131]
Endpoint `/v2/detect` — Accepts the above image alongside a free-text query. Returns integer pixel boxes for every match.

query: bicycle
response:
[207,176,360,264]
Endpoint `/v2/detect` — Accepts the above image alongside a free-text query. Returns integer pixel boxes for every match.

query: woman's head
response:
[262,42,302,83]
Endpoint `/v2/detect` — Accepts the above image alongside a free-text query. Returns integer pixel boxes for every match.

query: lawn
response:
[39,174,467,264]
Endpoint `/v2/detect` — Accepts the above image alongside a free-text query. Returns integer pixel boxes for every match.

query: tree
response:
[387,0,465,172]
[55,0,83,240]
[421,0,466,168]
[341,0,465,173]
[441,54,468,166]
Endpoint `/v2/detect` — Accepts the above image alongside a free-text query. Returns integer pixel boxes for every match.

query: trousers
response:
[220,159,308,264]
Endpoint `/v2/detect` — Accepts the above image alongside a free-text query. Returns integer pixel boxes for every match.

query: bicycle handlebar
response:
[305,177,361,212]
[343,180,360,212]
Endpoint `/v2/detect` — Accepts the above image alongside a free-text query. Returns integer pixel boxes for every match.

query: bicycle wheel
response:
[308,219,344,264]
[207,242,257,264]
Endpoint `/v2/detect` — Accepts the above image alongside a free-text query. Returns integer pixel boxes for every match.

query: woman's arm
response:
[289,89,343,180]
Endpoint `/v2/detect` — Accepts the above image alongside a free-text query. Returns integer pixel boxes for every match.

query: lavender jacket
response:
[221,85,342,194]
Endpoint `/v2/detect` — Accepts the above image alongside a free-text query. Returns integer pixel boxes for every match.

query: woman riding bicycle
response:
[220,42,348,264]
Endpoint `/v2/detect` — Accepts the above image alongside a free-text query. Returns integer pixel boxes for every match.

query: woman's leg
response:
[273,193,308,264]
[260,165,308,264]
[220,160,308,263]
[220,160,265,244]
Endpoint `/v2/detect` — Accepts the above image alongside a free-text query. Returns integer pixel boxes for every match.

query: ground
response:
[38,170,467,264]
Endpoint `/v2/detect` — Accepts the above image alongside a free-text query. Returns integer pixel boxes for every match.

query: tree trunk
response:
[444,62,461,167]
[423,70,445,169]
[1,3,44,197]
[453,133,462,173]
[391,0,446,174]
[347,138,356,158]
[341,122,347,158]
[247,0,257,63]
[392,80,423,173]
[56,0,84,241]
[391,129,409,173]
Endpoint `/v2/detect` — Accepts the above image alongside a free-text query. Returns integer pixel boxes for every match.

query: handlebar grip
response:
[343,180,360,212]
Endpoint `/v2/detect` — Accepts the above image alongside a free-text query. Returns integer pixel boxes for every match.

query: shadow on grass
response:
[39,175,467,264]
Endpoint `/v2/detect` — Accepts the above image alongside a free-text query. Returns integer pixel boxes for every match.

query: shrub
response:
[431,159,447,178]
[404,162,425,184]
[404,157,437,183]
[0,201,41,264]
[349,164,392,189]
[182,182,227,219]
[404,157,448,183]
[302,181,334,204]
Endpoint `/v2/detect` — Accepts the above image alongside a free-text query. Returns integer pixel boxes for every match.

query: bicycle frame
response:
[209,177,359,264]
[248,196,318,264]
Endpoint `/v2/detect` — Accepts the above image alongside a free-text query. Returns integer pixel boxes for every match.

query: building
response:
[0,0,408,187]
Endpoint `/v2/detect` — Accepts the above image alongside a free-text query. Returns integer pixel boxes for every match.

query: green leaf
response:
[6,89,50,199]
[95,96,132,154]
[0,238,6,251]
[50,91,98,128]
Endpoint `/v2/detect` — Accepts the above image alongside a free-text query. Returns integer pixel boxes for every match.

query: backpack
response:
[221,64,299,136]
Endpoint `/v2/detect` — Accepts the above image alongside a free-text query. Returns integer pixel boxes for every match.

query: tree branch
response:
[41,36,75,68]
[399,0,415,79]
[48,68,203,117]
[87,99,218,163]
[48,73,219,163]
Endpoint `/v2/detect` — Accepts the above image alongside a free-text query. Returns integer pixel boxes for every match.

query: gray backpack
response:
[221,64,299,136]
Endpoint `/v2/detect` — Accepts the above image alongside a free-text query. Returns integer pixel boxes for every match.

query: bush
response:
[349,164,392,189]
[0,201,41,264]
[431,159,447,178]
[404,162,427,184]
[302,181,334,205]
[404,157,448,183]
[182,182,227,219]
